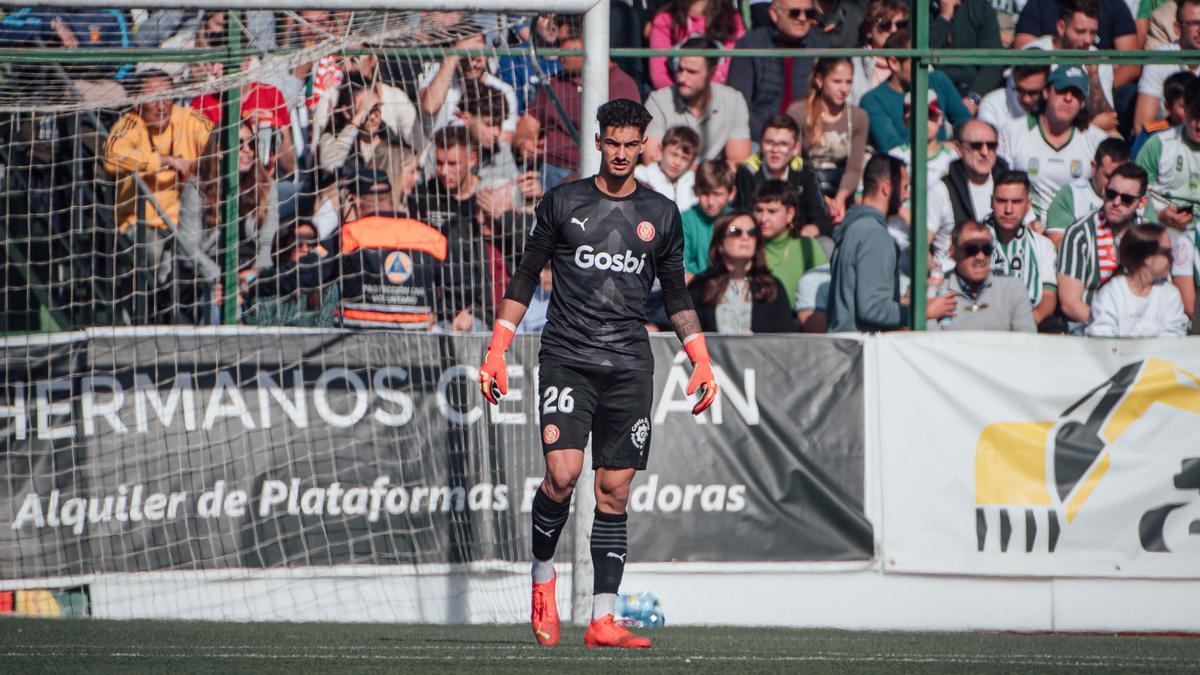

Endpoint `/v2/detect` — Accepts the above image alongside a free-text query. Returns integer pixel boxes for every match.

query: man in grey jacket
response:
[934,220,1037,332]
[827,154,916,332]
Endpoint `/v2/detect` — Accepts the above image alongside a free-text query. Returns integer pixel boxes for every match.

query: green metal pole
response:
[221,12,243,325]
[909,0,929,331]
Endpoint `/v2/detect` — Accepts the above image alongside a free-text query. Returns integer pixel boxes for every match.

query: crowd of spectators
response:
[3,1,1200,337]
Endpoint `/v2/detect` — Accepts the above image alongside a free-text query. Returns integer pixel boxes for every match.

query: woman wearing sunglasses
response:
[850,0,908,104]
[1085,223,1190,337]
[687,211,796,333]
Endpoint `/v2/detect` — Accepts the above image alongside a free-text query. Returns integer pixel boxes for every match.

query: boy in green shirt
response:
[682,160,738,279]
[754,180,828,308]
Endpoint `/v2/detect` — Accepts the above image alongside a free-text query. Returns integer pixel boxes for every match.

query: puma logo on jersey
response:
[571,216,589,231]
[606,552,627,563]
[574,245,647,274]
[534,525,555,538]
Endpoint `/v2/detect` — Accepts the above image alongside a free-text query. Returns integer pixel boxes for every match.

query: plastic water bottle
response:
[615,592,665,628]
[928,275,952,327]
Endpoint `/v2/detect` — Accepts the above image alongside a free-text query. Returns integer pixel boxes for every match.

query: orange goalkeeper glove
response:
[479,320,516,404]
[683,334,718,415]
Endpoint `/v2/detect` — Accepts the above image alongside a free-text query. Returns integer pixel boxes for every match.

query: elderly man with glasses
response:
[729,0,829,143]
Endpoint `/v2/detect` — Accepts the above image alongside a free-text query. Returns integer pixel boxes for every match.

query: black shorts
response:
[537,359,654,470]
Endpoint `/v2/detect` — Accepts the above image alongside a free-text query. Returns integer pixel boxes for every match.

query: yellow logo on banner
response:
[974,359,1200,552]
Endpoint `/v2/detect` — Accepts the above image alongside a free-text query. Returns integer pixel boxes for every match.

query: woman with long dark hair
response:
[1086,223,1189,337]
[647,0,745,89]
[687,210,795,334]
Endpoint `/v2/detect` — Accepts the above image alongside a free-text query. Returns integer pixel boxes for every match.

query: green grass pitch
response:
[3,617,1200,673]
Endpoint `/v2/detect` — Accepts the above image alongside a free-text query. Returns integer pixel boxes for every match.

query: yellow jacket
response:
[104,105,213,232]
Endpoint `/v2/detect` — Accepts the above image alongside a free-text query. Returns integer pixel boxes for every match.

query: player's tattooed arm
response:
[668,309,702,342]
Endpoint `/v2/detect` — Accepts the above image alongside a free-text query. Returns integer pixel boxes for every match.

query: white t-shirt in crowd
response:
[1137,44,1200,101]
[977,85,1024,132]
[418,65,519,136]
[634,164,698,212]
[999,115,1108,220]
[1085,276,1189,337]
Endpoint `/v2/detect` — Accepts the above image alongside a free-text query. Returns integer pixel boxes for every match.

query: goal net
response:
[0,7,598,622]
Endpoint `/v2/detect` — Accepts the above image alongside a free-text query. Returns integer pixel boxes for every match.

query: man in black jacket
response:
[732,115,831,236]
[728,0,829,143]
[927,119,1020,272]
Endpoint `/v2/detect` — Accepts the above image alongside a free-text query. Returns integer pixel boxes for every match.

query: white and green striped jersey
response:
[999,115,1108,222]
[1135,125,1200,228]
[1046,181,1102,232]
[986,219,1058,306]
[1169,227,1200,286]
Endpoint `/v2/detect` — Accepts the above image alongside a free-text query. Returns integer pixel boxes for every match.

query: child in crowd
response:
[1131,71,1196,158]
[683,160,738,280]
[635,125,699,212]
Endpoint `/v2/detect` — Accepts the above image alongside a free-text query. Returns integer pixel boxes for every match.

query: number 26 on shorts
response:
[541,386,574,415]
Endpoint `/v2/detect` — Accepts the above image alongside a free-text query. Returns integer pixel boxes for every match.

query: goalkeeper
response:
[479,99,717,649]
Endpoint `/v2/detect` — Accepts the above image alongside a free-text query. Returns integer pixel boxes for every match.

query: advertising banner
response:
[1,330,871,579]
[876,333,1200,578]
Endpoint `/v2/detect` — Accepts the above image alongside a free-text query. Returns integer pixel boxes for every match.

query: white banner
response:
[876,333,1200,578]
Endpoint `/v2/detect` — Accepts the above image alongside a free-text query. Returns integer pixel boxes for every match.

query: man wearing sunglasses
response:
[928,120,1025,273]
[1058,163,1149,331]
[1046,138,1130,249]
[729,0,829,143]
[931,220,1037,332]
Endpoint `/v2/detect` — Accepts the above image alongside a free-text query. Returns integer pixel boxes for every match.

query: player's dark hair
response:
[950,219,990,248]
[1163,71,1196,107]
[433,125,473,153]
[1059,0,1100,21]
[662,126,701,157]
[1094,137,1130,165]
[1109,162,1148,195]
[1184,77,1200,120]
[697,210,779,306]
[694,159,737,194]
[1118,223,1167,275]
[597,99,653,136]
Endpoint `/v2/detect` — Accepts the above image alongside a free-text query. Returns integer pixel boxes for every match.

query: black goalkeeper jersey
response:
[504,177,691,369]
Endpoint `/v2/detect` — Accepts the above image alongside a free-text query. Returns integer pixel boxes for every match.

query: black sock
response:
[590,509,628,595]
[531,487,571,562]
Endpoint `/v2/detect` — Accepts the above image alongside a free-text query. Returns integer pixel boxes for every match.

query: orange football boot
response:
[531,573,560,646]
[584,614,652,649]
